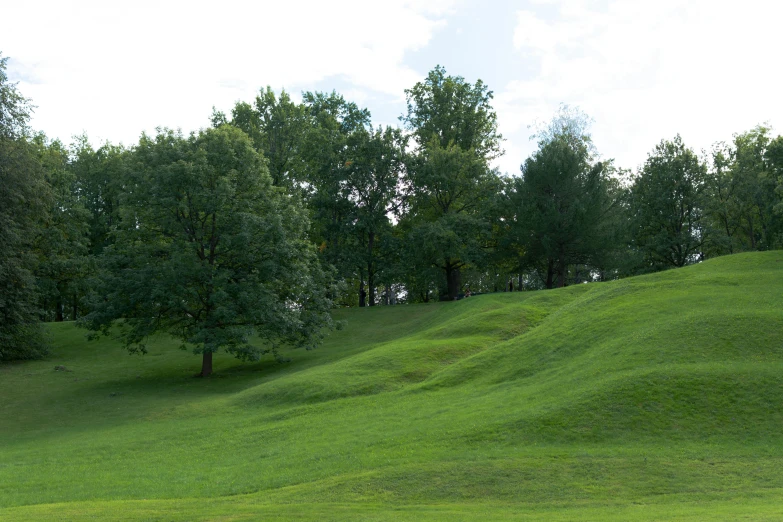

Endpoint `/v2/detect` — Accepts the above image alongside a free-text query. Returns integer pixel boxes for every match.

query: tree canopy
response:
[80,126,335,376]
[630,135,708,269]
[400,66,503,300]
[513,128,611,288]
[0,53,51,360]
[3,55,783,367]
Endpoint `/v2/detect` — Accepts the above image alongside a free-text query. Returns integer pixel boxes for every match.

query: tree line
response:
[2,55,782,371]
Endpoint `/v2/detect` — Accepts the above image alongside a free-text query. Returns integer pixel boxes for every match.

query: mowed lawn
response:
[2,252,783,520]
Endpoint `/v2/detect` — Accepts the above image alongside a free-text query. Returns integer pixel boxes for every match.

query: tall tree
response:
[0,53,50,359]
[730,126,780,250]
[298,91,372,295]
[81,126,335,377]
[229,87,309,189]
[768,135,783,218]
[403,142,501,299]
[401,66,503,300]
[70,137,129,256]
[630,135,708,269]
[512,123,611,288]
[31,134,91,321]
[341,126,406,306]
[704,127,783,255]
[704,141,742,255]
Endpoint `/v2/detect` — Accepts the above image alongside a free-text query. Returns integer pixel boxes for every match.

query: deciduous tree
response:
[31,134,91,321]
[229,87,309,190]
[630,135,708,269]
[512,127,610,288]
[401,66,503,300]
[0,53,50,359]
[341,126,406,306]
[81,126,335,376]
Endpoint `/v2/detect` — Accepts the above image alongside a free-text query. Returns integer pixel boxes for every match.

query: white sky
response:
[2,0,781,175]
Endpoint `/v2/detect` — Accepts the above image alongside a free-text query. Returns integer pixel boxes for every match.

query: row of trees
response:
[3,54,783,371]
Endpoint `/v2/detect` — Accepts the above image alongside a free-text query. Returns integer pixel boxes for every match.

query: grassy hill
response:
[1,252,782,520]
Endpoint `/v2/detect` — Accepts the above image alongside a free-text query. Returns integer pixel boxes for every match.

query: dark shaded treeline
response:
[3,55,783,363]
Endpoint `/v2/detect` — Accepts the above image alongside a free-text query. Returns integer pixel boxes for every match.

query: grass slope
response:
[1,252,782,520]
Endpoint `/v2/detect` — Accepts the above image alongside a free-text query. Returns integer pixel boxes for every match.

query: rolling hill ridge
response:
[1,252,782,520]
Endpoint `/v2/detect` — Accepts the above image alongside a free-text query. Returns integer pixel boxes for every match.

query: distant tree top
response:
[402,65,503,161]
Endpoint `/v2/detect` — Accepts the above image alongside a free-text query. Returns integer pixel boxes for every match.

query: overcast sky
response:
[3,0,781,175]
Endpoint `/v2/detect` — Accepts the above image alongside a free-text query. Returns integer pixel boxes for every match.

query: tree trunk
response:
[368,270,376,306]
[72,294,78,321]
[556,249,566,288]
[367,232,376,306]
[445,264,461,301]
[545,258,555,290]
[724,217,734,255]
[55,295,64,322]
[359,279,366,307]
[200,351,213,377]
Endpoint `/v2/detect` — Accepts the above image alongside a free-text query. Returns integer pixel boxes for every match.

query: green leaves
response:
[512,127,612,288]
[0,53,33,140]
[81,126,334,375]
[0,55,51,359]
[402,65,503,161]
[631,135,708,269]
[401,67,503,300]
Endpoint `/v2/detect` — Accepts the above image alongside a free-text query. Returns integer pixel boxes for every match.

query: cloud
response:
[497,0,783,172]
[1,0,455,145]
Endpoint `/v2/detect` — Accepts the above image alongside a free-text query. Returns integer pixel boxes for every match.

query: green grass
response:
[2,251,783,520]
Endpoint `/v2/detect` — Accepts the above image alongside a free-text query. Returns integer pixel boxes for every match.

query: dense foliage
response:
[0,53,50,360]
[3,54,783,367]
[79,126,335,376]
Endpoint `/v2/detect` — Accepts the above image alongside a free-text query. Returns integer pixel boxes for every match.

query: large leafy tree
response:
[81,126,335,376]
[630,135,708,269]
[228,87,309,190]
[730,126,781,250]
[31,134,91,321]
[704,127,783,255]
[768,135,783,217]
[704,140,742,255]
[512,124,611,289]
[401,66,503,300]
[340,125,406,306]
[70,136,129,256]
[0,53,50,359]
[403,142,501,299]
[298,91,372,297]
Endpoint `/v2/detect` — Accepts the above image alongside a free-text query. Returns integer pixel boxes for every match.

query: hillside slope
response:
[1,252,782,520]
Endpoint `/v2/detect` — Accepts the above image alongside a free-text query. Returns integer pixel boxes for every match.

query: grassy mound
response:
[1,252,782,520]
